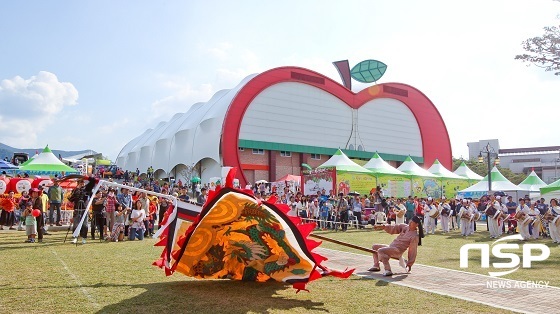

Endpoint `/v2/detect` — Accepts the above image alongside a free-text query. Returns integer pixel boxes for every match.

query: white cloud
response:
[149,82,214,122]
[0,71,78,147]
[148,46,264,124]
[206,42,233,61]
[98,117,131,135]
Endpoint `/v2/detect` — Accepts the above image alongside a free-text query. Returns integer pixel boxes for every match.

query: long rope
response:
[309,233,375,254]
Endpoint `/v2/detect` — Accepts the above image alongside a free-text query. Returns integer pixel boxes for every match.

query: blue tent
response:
[0,160,19,174]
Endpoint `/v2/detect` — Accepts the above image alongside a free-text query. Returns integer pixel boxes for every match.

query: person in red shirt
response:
[0,191,17,229]
[414,198,424,218]
[147,197,158,236]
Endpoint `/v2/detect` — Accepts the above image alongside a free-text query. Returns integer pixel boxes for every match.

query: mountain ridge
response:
[0,142,97,161]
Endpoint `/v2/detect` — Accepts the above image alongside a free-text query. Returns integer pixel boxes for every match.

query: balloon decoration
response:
[32,178,53,191]
[32,209,41,217]
[6,178,33,194]
[0,177,8,194]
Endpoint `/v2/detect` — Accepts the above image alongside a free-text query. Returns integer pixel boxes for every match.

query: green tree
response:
[515,1,560,75]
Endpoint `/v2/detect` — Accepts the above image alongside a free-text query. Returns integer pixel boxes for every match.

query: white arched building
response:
[117,66,452,186]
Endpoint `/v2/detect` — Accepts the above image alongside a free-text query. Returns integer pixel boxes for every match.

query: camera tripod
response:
[89,210,106,243]
[64,200,87,246]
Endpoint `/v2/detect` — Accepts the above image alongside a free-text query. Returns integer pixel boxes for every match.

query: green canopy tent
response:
[427,159,472,198]
[363,152,405,177]
[517,170,547,198]
[317,149,372,173]
[18,146,79,177]
[540,178,560,202]
[396,156,439,197]
[307,149,374,195]
[19,152,39,167]
[458,166,528,200]
[362,152,407,196]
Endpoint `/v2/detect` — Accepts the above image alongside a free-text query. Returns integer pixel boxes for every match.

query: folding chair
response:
[375,212,387,225]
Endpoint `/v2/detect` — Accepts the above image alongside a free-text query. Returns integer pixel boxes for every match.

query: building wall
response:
[238,148,269,183]
[500,152,560,183]
[239,149,305,183]
[254,170,269,182]
[467,139,500,161]
[222,68,453,187]
[238,148,268,165]
[468,139,560,183]
[303,154,324,169]
[273,151,301,180]
[244,170,255,184]
[239,83,423,159]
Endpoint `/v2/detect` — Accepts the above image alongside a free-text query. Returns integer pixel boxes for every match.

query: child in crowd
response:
[22,202,36,243]
[108,203,126,242]
[147,197,157,236]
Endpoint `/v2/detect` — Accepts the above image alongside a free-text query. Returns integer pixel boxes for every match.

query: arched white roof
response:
[116,128,154,169]
[116,74,257,175]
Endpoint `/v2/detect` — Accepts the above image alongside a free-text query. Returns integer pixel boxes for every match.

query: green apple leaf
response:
[350,60,387,83]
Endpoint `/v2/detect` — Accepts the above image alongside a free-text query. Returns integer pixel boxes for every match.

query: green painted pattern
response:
[238,139,423,163]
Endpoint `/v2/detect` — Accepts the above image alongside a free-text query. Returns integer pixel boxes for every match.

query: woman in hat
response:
[368,215,424,276]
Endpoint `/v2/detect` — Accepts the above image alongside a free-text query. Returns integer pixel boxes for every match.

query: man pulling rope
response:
[368,215,424,276]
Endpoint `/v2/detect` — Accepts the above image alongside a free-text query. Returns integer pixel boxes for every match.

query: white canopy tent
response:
[397,156,437,178]
[317,149,372,173]
[363,152,406,176]
[428,159,466,179]
[453,161,484,181]
[458,166,528,199]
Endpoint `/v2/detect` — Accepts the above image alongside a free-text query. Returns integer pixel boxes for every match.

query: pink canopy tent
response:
[276,174,301,184]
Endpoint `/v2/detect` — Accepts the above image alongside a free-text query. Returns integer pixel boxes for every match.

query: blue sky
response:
[0,0,559,161]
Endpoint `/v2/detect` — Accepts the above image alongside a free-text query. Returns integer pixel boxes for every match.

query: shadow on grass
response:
[0,235,84,251]
[353,270,409,287]
[92,280,327,314]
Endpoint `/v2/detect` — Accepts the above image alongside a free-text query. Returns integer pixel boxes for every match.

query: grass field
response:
[0,226,536,314]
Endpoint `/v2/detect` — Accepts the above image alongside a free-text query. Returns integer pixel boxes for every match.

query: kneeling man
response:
[368,215,424,276]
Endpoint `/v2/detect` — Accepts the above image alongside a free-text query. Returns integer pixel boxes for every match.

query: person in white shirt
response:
[308,198,320,222]
[458,199,472,236]
[439,198,451,233]
[364,195,371,208]
[517,198,531,240]
[468,201,478,235]
[499,201,508,235]
[423,197,437,234]
[287,196,297,217]
[548,198,560,243]
[394,199,406,225]
[486,195,502,239]
[528,201,541,239]
[129,200,146,241]
[296,197,308,221]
